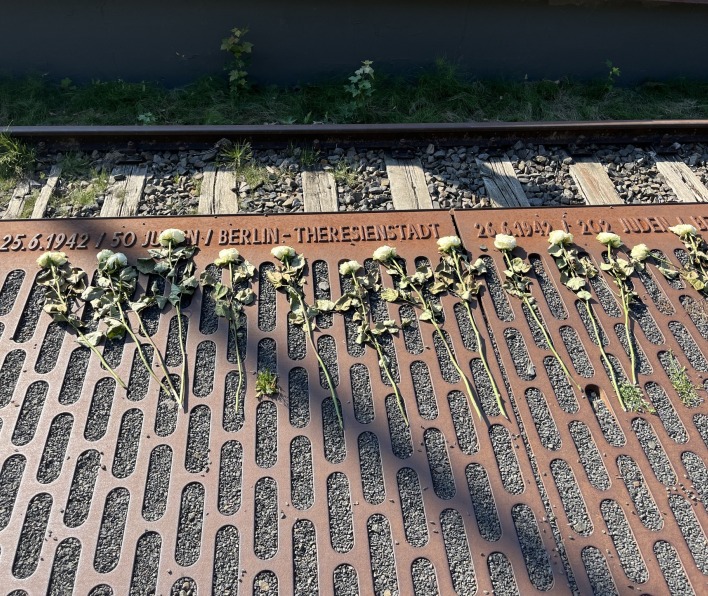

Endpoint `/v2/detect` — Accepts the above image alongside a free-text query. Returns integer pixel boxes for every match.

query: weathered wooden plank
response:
[119,166,147,216]
[384,156,433,210]
[569,159,622,205]
[197,164,218,215]
[100,165,146,217]
[477,157,530,208]
[31,165,62,219]
[3,179,31,219]
[302,169,338,212]
[654,155,708,203]
[214,169,239,214]
[100,166,130,218]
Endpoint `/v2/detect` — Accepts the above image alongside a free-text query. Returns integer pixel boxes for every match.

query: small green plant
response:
[36,251,127,389]
[666,350,703,407]
[255,370,279,399]
[0,133,35,178]
[221,27,253,92]
[220,141,253,170]
[495,233,581,391]
[597,232,654,413]
[136,229,199,407]
[376,244,484,420]
[137,112,156,125]
[239,164,270,193]
[345,60,375,102]
[59,152,90,179]
[63,170,109,210]
[200,248,256,412]
[299,146,320,168]
[431,236,507,419]
[333,161,357,187]
[605,60,621,92]
[268,246,343,427]
[20,189,39,219]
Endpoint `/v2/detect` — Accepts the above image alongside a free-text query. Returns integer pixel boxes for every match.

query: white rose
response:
[339,260,362,276]
[158,228,186,246]
[372,245,397,263]
[668,224,697,239]
[630,243,650,262]
[97,249,114,263]
[215,248,240,266]
[37,251,68,269]
[271,245,295,261]
[106,252,128,270]
[596,232,622,248]
[437,236,462,253]
[548,230,573,246]
[493,234,517,251]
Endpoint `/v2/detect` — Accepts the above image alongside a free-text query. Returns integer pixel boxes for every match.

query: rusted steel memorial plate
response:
[0,205,706,594]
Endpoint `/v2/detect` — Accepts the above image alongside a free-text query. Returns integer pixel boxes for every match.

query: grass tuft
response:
[0,133,34,178]
[666,351,703,408]
[255,370,279,399]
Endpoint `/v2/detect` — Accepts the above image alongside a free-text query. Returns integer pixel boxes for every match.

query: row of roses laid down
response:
[35,223,706,426]
[494,223,707,413]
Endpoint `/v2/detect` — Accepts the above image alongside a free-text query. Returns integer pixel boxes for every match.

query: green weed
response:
[220,141,253,170]
[20,189,39,219]
[666,351,703,407]
[0,133,34,178]
[255,370,279,399]
[333,161,357,187]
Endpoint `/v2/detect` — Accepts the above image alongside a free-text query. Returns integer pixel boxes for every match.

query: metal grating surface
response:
[0,206,706,594]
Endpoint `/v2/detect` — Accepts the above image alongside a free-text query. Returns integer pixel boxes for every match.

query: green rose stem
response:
[49,263,128,390]
[228,262,246,413]
[293,287,343,428]
[605,245,638,386]
[104,275,178,401]
[501,251,581,391]
[167,240,189,408]
[349,270,408,426]
[582,298,625,410]
[388,258,482,420]
[449,249,507,420]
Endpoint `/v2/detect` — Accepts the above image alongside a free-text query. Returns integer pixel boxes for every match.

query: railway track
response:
[2,120,708,220]
[1,121,708,595]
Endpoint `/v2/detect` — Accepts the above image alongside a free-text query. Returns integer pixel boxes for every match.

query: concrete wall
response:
[2,1,707,85]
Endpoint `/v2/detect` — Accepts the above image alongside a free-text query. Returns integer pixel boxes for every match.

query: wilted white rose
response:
[271,245,295,261]
[339,260,361,275]
[668,224,697,239]
[106,252,128,270]
[37,251,68,269]
[630,243,650,262]
[158,228,186,246]
[97,249,114,263]
[380,288,399,302]
[493,234,517,251]
[548,230,573,246]
[437,236,462,253]
[373,245,397,262]
[215,248,240,266]
[596,232,622,248]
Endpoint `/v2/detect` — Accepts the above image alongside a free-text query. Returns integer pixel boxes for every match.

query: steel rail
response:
[6,119,708,150]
